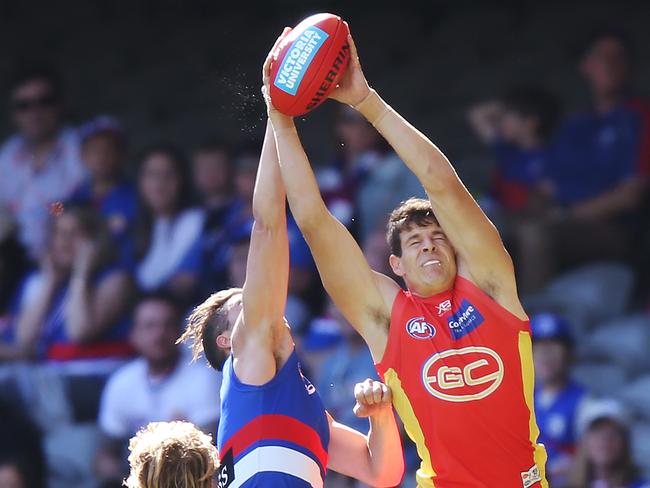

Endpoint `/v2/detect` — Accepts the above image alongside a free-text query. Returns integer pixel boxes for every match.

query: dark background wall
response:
[0,0,648,191]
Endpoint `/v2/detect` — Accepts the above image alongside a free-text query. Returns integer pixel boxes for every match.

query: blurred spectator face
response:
[584,419,627,470]
[234,156,257,204]
[533,340,571,385]
[139,152,181,216]
[228,240,249,288]
[50,213,87,271]
[336,106,380,156]
[581,37,629,97]
[500,109,538,145]
[193,149,231,198]
[130,299,180,365]
[0,464,26,488]
[10,78,61,143]
[81,133,125,181]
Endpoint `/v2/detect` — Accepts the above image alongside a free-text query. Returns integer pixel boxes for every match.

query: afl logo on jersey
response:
[421,346,504,402]
[406,317,436,340]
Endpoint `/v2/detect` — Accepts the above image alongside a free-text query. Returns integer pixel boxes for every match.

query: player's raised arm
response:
[261,33,399,360]
[327,379,404,487]
[331,31,525,318]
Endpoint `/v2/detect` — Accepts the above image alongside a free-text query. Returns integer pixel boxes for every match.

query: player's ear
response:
[389,254,405,277]
[216,334,231,350]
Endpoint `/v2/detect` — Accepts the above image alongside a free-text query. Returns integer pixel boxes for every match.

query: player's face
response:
[390,222,457,296]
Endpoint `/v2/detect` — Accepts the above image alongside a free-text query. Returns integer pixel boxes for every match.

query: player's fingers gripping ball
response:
[269,13,350,116]
[353,379,392,418]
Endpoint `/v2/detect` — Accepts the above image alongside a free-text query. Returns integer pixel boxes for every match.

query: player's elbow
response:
[370,461,405,487]
[290,198,328,232]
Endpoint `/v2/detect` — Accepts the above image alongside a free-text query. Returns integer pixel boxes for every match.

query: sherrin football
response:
[270,13,350,116]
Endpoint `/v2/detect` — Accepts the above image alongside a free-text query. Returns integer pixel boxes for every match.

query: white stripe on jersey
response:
[230,445,323,488]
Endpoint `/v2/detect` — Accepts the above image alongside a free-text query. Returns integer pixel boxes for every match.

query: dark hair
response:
[135,144,193,258]
[501,85,561,141]
[581,27,636,66]
[386,198,438,257]
[9,63,63,100]
[177,288,242,371]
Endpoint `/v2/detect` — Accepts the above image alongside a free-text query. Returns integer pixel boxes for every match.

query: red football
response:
[269,13,350,116]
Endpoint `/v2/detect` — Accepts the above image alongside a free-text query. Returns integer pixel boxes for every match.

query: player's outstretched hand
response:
[353,378,392,418]
[329,27,371,107]
[262,27,293,122]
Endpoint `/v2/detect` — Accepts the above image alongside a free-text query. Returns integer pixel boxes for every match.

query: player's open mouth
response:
[422,260,441,267]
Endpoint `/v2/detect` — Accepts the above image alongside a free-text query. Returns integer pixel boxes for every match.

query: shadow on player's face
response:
[390,222,457,296]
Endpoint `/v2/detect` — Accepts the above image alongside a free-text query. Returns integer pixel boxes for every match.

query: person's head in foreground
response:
[178,288,243,371]
[124,421,218,488]
[387,197,457,295]
[568,399,646,488]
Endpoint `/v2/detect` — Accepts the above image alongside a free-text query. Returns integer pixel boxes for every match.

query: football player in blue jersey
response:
[178,29,404,488]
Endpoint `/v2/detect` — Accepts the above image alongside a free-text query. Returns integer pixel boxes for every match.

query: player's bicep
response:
[241,221,289,336]
[302,213,395,339]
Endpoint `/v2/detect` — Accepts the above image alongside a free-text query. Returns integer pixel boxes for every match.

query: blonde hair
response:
[177,287,242,371]
[124,421,218,488]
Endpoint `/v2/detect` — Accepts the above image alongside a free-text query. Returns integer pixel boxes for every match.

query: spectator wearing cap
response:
[513,29,650,293]
[532,313,589,486]
[134,145,204,305]
[568,399,649,488]
[68,116,137,269]
[0,65,85,258]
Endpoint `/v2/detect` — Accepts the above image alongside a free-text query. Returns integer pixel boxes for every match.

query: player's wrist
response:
[355,89,390,127]
[269,112,295,132]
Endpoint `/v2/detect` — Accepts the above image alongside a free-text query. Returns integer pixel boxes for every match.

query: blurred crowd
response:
[0,27,649,488]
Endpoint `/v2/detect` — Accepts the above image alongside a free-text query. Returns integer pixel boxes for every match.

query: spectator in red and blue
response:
[68,116,137,269]
[513,29,650,293]
[9,207,134,373]
[468,85,560,212]
[569,399,649,488]
[531,313,589,487]
[134,145,204,305]
[0,65,85,259]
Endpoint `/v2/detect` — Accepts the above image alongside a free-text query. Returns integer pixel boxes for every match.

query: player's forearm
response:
[252,120,286,229]
[365,408,405,486]
[356,89,459,195]
[271,117,329,230]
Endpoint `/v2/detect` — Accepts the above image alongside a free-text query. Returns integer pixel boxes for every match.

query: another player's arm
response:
[262,31,398,358]
[332,32,525,318]
[327,379,404,487]
[233,117,290,385]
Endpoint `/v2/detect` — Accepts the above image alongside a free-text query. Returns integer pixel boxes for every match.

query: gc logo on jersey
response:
[406,317,436,340]
[421,346,504,402]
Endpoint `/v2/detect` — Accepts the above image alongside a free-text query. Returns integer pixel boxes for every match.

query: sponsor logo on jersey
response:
[447,299,484,340]
[421,346,504,402]
[437,299,452,316]
[406,317,436,340]
[274,27,329,96]
[521,464,542,488]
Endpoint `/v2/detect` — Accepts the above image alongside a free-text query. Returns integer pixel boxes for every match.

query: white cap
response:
[576,398,630,436]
